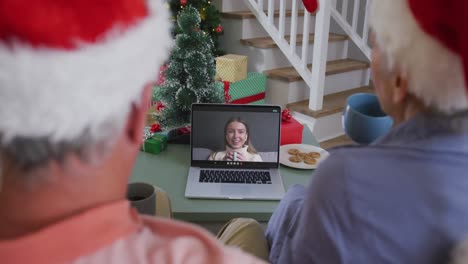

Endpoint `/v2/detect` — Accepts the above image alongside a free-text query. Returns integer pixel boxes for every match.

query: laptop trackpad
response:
[221,184,251,198]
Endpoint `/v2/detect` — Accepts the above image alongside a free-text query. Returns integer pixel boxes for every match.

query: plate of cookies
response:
[279,144,329,169]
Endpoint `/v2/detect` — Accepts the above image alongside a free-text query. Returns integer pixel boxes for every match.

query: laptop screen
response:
[191,104,281,169]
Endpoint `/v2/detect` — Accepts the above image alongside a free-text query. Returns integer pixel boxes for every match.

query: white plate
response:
[279,144,329,169]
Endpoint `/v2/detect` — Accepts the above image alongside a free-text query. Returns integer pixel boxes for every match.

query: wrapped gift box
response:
[219,72,266,105]
[280,117,303,145]
[215,54,248,82]
[141,134,168,154]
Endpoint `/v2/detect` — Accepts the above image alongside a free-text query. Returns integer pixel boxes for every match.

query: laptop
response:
[185,103,285,200]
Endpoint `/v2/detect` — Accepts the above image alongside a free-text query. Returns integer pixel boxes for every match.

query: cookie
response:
[307,152,321,159]
[289,155,303,163]
[304,157,317,165]
[288,148,300,155]
[297,152,308,159]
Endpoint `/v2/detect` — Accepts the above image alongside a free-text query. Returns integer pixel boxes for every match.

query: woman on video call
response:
[209,117,263,162]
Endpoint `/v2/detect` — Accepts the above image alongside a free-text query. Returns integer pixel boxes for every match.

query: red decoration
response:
[281,109,292,122]
[223,81,232,103]
[177,126,191,134]
[150,123,161,133]
[408,0,468,95]
[180,0,187,6]
[194,27,200,32]
[155,101,165,112]
[156,64,167,86]
[215,25,223,33]
[302,0,318,13]
[281,117,303,145]
[222,81,265,104]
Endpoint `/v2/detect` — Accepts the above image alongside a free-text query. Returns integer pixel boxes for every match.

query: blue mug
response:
[342,93,393,144]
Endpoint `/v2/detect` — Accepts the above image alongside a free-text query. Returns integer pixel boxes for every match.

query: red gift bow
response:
[282,109,292,122]
[150,123,161,133]
[223,81,266,104]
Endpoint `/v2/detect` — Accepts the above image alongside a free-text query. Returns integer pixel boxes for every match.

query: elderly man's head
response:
[369,0,468,120]
[0,0,172,185]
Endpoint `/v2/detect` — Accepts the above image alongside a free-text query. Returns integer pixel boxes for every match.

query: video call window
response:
[191,107,280,164]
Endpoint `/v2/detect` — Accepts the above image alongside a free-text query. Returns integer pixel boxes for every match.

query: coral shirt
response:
[0,201,265,264]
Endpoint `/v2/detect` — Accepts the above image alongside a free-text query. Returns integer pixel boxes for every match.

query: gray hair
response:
[0,116,124,180]
[369,0,468,114]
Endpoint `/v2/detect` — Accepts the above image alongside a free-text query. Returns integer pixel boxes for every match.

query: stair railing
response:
[243,0,371,111]
[331,0,371,60]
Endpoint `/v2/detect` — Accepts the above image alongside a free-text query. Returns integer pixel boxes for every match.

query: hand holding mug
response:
[223,151,246,161]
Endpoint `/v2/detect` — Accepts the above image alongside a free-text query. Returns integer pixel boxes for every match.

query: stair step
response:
[264,59,369,82]
[286,86,374,118]
[320,134,354,149]
[222,9,307,19]
[241,33,347,49]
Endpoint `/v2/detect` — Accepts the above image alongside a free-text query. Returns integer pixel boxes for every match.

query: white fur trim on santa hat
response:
[369,0,468,114]
[0,0,173,145]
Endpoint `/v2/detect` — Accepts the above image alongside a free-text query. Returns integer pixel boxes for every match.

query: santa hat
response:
[409,0,468,93]
[0,0,172,144]
[370,0,468,114]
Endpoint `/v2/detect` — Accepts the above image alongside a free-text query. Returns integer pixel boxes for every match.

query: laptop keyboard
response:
[199,170,272,184]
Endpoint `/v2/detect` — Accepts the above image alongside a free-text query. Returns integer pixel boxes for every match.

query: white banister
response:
[341,0,349,21]
[301,12,311,68]
[362,0,370,44]
[244,0,371,111]
[278,0,286,38]
[268,0,275,24]
[289,0,298,54]
[331,1,371,58]
[309,0,331,110]
[352,0,360,31]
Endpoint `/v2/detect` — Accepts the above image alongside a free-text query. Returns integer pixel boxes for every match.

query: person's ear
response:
[125,84,153,146]
[392,72,409,105]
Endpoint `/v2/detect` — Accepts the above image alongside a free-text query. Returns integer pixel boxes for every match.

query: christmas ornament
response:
[180,0,187,6]
[215,25,223,33]
[150,123,162,133]
[156,101,166,112]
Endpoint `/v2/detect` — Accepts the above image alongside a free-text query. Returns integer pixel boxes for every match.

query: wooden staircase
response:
[218,1,371,145]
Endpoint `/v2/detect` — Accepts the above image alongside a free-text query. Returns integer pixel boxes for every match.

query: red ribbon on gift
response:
[150,123,161,132]
[223,81,265,104]
[223,81,232,103]
[231,92,266,104]
[282,109,292,122]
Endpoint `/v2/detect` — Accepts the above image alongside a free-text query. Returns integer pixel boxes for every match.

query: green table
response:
[131,127,318,222]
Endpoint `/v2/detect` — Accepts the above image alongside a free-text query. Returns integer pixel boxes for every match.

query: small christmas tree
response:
[170,0,224,56]
[155,6,224,128]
